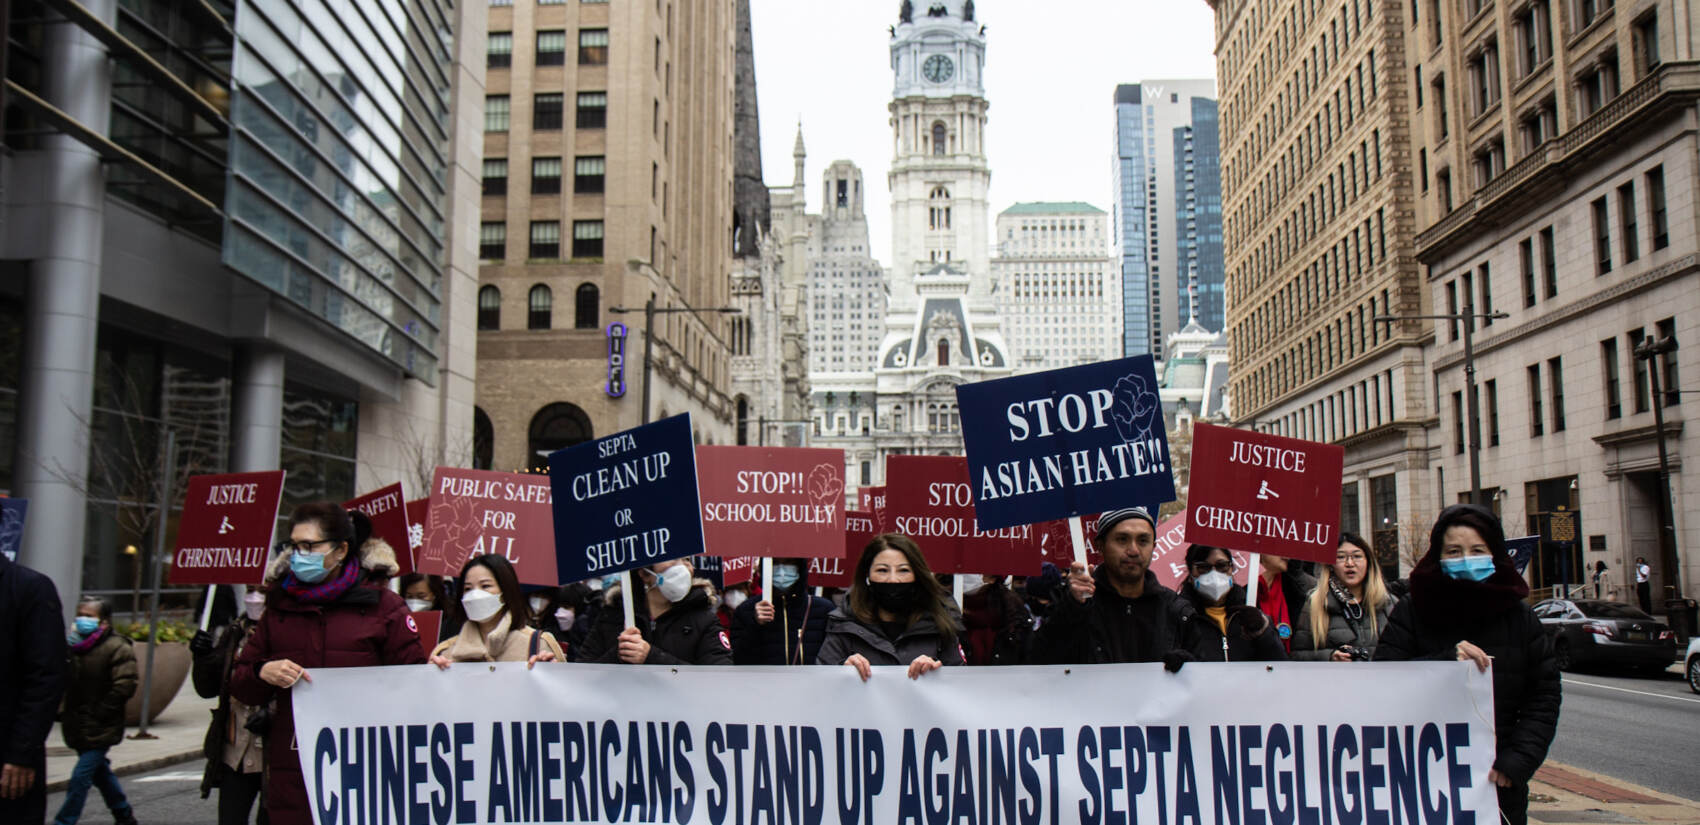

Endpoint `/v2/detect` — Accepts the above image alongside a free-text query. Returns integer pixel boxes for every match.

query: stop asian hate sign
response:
[1185,423,1345,564]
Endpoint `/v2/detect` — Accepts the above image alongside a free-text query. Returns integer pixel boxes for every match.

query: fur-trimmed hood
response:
[265,537,401,585]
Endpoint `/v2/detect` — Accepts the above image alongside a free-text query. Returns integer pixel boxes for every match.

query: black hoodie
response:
[1375,504,1561,785]
[580,580,733,665]
[730,565,835,665]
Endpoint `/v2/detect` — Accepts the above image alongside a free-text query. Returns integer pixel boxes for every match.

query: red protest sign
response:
[858,487,889,532]
[1185,423,1345,565]
[815,510,877,588]
[417,468,558,586]
[721,556,758,588]
[884,455,1041,576]
[408,610,442,656]
[344,484,412,576]
[1030,513,1102,570]
[697,446,847,558]
[170,471,286,585]
[405,498,429,567]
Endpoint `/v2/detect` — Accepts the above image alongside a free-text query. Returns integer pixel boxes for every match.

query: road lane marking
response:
[133,771,202,783]
[1562,676,1700,705]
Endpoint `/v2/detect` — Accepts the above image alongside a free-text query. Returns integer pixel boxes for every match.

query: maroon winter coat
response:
[230,569,426,825]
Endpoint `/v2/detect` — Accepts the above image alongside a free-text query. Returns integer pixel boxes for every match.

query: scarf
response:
[70,625,108,654]
[1257,574,1292,651]
[1409,504,1530,632]
[444,611,515,662]
[280,559,362,604]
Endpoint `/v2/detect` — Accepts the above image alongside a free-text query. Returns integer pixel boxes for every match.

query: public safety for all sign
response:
[291,661,1499,825]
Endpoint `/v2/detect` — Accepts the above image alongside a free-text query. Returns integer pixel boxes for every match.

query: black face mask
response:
[867,580,921,614]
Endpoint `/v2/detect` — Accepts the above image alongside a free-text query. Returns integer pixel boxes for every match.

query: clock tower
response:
[888,0,991,303]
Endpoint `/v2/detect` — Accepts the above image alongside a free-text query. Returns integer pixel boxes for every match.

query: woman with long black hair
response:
[816,534,964,679]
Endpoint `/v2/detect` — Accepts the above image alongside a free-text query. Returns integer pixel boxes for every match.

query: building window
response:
[1436,168,1452,212]
[532,157,562,194]
[529,221,560,259]
[534,93,564,130]
[1629,328,1650,413]
[537,31,566,66]
[1473,139,1505,187]
[576,92,607,128]
[937,338,949,366]
[1515,2,1551,76]
[1478,263,1494,324]
[485,95,510,131]
[1520,238,1536,307]
[479,222,506,260]
[488,32,512,68]
[1548,356,1566,432]
[1369,474,1399,581]
[572,220,604,258]
[1591,196,1611,274]
[1445,280,1459,341]
[574,283,599,329]
[574,156,606,193]
[527,285,552,330]
[1635,14,1661,76]
[579,29,609,65]
[528,403,594,471]
[477,285,501,331]
[1468,43,1500,116]
[1452,391,1465,454]
[1656,317,1680,407]
[1576,0,1607,30]
[1601,337,1621,418]
[932,121,947,156]
[1540,226,1557,298]
[1647,166,1668,249]
[1486,379,1500,446]
[1577,54,1619,117]
[473,408,494,471]
[1528,364,1544,436]
[1433,73,1448,140]
[482,158,507,196]
[1618,182,1639,263]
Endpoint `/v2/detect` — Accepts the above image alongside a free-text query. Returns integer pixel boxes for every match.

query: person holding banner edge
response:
[428,555,563,669]
[817,534,965,679]
[1375,504,1561,825]
[230,503,428,825]
[1177,545,1287,662]
[1291,532,1397,661]
[1030,507,1196,668]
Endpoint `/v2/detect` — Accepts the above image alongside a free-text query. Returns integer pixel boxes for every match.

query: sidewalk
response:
[45,692,214,793]
[1531,761,1700,825]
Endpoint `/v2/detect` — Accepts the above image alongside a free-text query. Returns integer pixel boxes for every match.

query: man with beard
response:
[1030,507,1197,668]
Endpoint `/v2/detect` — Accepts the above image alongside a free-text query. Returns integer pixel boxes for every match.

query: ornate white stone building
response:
[992,202,1120,371]
[809,0,1013,489]
[808,160,888,376]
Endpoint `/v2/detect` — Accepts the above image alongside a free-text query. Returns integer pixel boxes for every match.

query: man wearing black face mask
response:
[731,558,835,665]
[1030,507,1197,669]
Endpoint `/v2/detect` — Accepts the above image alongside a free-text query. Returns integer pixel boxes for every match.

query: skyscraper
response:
[1111,79,1217,360]
[1174,97,1223,331]
[808,160,888,377]
[992,202,1118,371]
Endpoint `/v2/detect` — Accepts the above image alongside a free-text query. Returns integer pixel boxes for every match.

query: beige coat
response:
[431,612,564,663]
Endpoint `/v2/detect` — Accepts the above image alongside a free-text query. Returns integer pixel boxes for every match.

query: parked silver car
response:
[1532,599,1677,675]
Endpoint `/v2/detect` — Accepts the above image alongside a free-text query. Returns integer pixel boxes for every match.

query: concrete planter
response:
[123,641,190,726]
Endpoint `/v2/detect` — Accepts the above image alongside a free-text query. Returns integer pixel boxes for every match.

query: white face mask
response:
[554,607,575,630]
[723,590,748,611]
[405,598,433,613]
[461,589,504,622]
[1195,570,1234,603]
[654,565,692,603]
[529,596,549,614]
[243,594,265,621]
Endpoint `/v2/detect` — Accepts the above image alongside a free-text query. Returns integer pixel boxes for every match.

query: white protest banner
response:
[292,662,1497,825]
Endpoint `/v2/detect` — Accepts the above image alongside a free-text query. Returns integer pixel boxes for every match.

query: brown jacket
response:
[430,612,564,663]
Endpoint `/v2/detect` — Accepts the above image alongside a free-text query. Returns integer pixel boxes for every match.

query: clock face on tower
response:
[922,54,954,83]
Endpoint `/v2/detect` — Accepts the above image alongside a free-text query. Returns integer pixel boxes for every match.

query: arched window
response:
[574,283,599,329]
[937,337,950,366]
[473,407,494,470]
[932,121,947,156]
[928,186,952,230]
[477,285,501,330]
[528,284,552,330]
[735,396,750,445]
[527,402,593,471]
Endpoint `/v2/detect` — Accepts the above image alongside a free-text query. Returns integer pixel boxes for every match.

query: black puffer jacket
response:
[815,609,965,667]
[580,583,733,665]
[191,618,260,797]
[1374,504,1561,785]
[1029,568,1194,664]
[0,553,66,776]
[1176,581,1288,662]
[730,584,834,665]
[61,629,138,751]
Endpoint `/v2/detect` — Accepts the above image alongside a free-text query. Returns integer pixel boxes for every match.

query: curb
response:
[45,750,204,794]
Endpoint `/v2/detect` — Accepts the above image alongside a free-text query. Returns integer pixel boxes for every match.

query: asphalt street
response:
[46,765,216,825]
[1545,665,1700,799]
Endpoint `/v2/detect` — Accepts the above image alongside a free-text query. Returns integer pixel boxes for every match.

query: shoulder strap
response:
[528,628,541,658]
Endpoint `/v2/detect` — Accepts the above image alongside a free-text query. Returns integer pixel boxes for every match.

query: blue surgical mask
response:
[1440,556,1497,582]
[290,550,333,584]
[771,564,801,592]
[73,617,100,637]
[602,574,622,592]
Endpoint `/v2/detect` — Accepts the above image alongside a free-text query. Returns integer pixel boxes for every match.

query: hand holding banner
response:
[169,471,286,585]
[549,414,705,582]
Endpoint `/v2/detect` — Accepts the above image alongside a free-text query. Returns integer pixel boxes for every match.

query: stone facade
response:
[991,202,1120,371]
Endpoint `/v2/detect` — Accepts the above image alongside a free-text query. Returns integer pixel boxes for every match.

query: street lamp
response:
[1375,308,1510,507]
[609,297,741,425]
[1633,335,1681,601]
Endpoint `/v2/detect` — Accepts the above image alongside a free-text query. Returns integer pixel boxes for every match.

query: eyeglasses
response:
[1335,552,1368,564]
[276,539,337,555]
[1190,561,1234,574]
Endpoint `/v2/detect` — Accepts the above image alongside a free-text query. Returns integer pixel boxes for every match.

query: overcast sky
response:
[748,0,1220,266]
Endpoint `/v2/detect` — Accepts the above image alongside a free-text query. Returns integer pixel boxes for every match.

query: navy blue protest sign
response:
[0,497,25,562]
[1506,535,1539,576]
[956,356,1175,531]
[549,413,705,582]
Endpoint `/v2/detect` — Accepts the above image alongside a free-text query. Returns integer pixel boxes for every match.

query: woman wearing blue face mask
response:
[1375,504,1561,825]
[730,558,835,665]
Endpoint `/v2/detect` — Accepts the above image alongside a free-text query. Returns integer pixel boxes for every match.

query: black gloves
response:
[190,629,214,655]
[1162,650,1195,673]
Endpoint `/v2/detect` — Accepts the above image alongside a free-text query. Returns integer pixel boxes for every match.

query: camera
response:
[244,705,273,736]
[1341,645,1371,662]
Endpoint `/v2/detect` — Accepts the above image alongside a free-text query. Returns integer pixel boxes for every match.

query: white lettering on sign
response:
[977,441,1168,502]
[583,527,673,570]
[570,453,671,502]
[892,516,1031,540]
[597,433,639,458]
[205,483,259,506]
[175,545,267,569]
[1192,505,1333,547]
[926,483,974,508]
[735,470,805,496]
[1004,390,1115,442]
[436,476,553,505]
[350,491,403,515]
[1228,440,1308,474]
